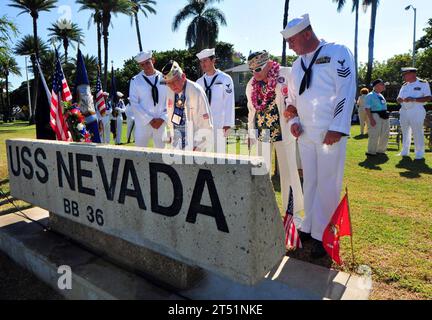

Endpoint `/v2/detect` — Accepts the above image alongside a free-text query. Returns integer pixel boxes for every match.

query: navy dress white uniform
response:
[196,48,235,153]
[101,92,111,144]
[397,68,432,159]
[115,93,126,145]
[124,100,135,143]
[129,52,168,148]
[162,61,213,151]
[245,51,303,216]
[282,15,356,241]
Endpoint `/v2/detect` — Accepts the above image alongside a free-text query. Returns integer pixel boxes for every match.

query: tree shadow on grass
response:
[0,179,9,187]
[395,157,432,178]
[358,154,389,171]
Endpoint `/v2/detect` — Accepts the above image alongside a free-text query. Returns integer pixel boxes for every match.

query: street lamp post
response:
[405,5,417,67]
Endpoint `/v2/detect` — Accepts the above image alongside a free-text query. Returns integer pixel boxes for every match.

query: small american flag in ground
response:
[283,187,302,249]
[95,68,106,116]
[50,50,71,141]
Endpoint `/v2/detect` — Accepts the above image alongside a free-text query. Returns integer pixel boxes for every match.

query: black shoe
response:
[298,231,312,243]
[377,152,386,155]
[365,152,377,157]
[311,240,327,259]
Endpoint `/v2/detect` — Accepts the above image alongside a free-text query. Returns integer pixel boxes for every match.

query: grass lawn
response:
[0,120,431,299]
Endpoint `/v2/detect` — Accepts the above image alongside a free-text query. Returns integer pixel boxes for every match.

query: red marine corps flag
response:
[322,189,353,265]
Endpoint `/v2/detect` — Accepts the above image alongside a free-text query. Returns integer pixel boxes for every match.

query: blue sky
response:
[2,0,431,89]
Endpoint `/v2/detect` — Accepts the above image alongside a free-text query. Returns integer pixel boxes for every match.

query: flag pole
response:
[345,186,356,266]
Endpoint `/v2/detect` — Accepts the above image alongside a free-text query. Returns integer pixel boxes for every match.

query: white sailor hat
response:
[196,48,215,60]
[280,14,311,39]
[401,67,417,74]
[117,91,124,98]
[134,50,153,63]
[161,60,183,83]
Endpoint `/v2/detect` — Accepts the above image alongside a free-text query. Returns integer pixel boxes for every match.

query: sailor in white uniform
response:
[282,14,356,258]
[124,98,135,144]
[129,50,167,148]
[196,48,235,153]
[397,67,432,160]
[115,92,126,145]
[101,92,112,144]
[161,60,213,151]
[245,50,303,220]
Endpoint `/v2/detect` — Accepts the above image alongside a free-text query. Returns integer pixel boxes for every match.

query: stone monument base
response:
[49,213,204,290]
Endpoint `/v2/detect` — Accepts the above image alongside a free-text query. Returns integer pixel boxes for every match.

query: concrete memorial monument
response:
[6,139,285,288]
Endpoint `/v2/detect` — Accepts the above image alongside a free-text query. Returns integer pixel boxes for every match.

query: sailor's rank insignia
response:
[315,56,331,64]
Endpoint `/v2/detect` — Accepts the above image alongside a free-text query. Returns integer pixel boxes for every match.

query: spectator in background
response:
[357,88,369,136]
[364,79,389,156]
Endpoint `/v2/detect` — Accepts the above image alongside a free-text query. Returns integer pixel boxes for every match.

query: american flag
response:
[283,187,302,249]
[50,51,72,141]
[95,68,106,116]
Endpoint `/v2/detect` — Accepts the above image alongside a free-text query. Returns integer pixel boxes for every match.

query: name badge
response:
[414,87,421,91]
[171,114,182,125]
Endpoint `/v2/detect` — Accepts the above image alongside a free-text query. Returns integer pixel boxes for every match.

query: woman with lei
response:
[245,50,304,233]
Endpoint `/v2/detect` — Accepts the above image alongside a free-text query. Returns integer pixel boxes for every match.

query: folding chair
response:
[388,116,402,150]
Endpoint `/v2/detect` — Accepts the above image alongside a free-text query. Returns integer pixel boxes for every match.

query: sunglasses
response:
[251,66,263,73]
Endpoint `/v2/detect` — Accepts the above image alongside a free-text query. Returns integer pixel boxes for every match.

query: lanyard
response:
[142,74,159,106]
[203,74,219,105]
[299,46,324,95]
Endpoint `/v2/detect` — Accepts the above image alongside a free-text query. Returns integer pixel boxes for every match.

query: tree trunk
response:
[281,0,290,67]
[103,14,110,90]
[30,15,39,126]
[5,70,10,122]
[64,37,69,65]
[354,2,359,90]
[134,12,143,52]
[366,0,378,88]
[97,20,102,72]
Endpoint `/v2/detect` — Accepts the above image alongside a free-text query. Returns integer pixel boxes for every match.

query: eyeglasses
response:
[252,67,263,73]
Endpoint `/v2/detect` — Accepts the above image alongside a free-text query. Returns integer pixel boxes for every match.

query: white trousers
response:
[135,123,166,149]
[214,129,227,154]
[127,118,135,143]
[358,107,369,135]
[368,113,389,154]
[257,140,303,217]
[102,116,111,144]
[298,135,347,241]
[400,107,426,158]
[115,117,123,145]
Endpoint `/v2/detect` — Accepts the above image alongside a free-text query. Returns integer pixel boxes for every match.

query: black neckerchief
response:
[143,74,159,106]
[299,45,324,95]
[203,73,219,105]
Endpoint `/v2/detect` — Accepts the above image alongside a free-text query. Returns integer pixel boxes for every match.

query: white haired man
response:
[161,60,213,151]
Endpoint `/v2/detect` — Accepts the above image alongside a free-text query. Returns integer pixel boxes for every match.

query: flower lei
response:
[251,61,280,112]
[63,102,92,143]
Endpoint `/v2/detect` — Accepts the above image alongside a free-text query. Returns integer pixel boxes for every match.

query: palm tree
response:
[9,0,58,125]
[77,0,134,89]
[332,0,360,87]
[79,3,103,72]
[48,19,84,64]
[14,34,49,122]
[0,54,21,122]
[172,0,227,51]
[281,0,290,67]
[364,0,379,87]
[131,0,157,52]
[0,15,18,55]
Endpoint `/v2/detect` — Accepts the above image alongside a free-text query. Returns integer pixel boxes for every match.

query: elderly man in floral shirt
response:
[246,50,303,219]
